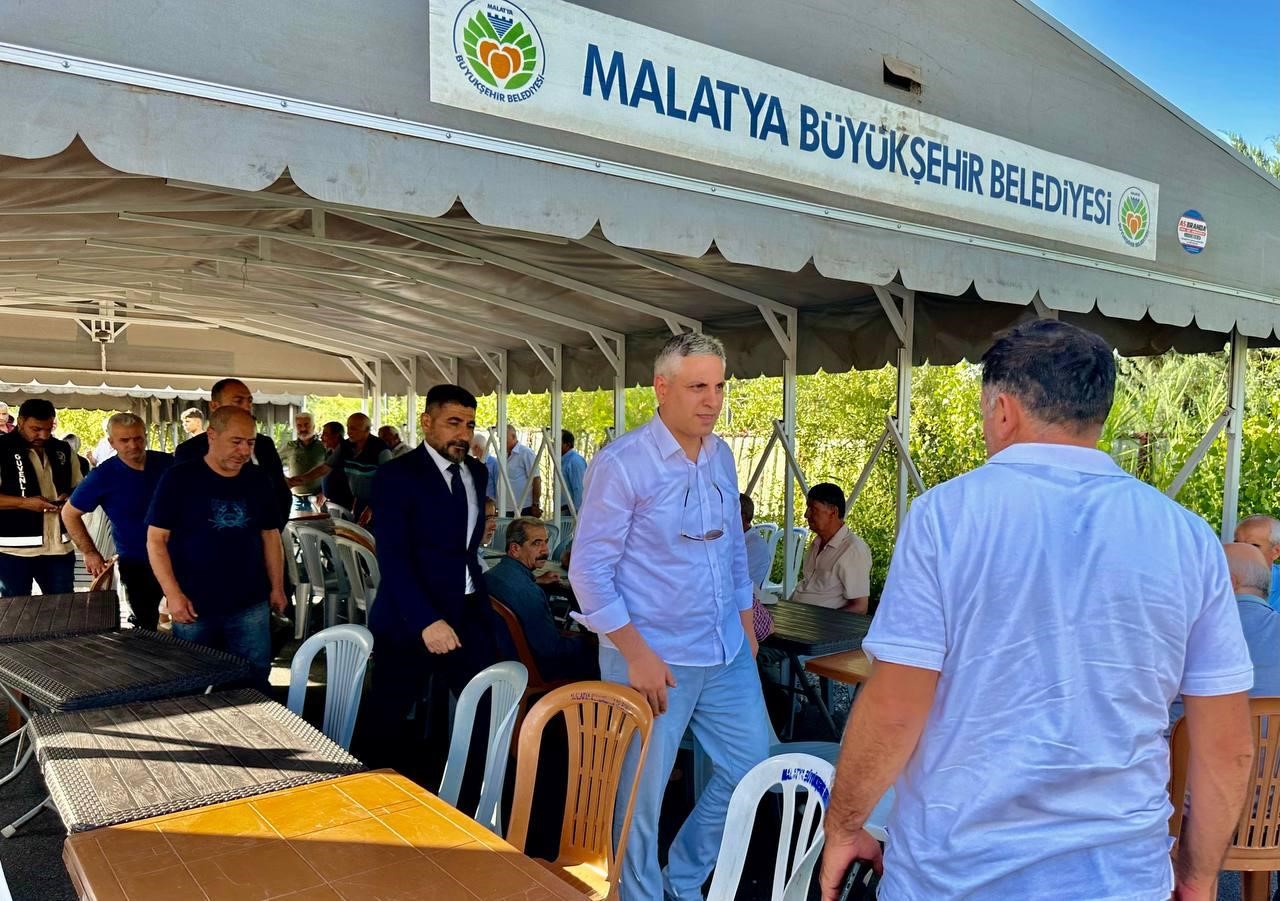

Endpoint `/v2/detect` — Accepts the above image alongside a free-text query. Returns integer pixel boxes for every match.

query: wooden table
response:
[0,592,120,643]
[763,602,871,739]
[64,770,590,901]
[804,650,874,687]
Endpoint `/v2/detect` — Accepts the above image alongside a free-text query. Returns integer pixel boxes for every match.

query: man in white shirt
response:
[571,332,768,901]
[790,482,871,613]
[505,425,541,517]
[819,320,1254,901]
[739,493,772,586]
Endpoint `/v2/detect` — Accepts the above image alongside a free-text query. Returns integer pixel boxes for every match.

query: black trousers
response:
[116,557,162,631]
[363,600,498,779]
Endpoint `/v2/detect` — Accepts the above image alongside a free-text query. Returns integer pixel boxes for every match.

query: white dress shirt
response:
[424,442,479,595]
[865,442,1252,899]
[506,442,537,509]
[570,414,752,667]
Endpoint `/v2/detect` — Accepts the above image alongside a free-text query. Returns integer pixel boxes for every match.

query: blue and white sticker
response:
[1177,210,1207,254]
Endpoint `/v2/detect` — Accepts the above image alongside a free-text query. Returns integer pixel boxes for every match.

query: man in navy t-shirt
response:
[63,413,173,629]
[147,407,287,688]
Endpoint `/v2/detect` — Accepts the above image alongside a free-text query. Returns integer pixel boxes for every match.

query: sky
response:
[1034,0,1279,149]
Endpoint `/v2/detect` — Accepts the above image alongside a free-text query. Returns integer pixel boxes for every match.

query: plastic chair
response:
[335,535,379,621]
[693,714,840,799]
[541,521,561,555]
[490,597,573,736]
[286,624,373,750]
[706,753,834,901]
[1170,698,1280,900]
[489,515,517,550]
[87,557,117,593]
[507,682,655,900]
[324,501,353,522]
[295,526,351,628]
[438,661,529,835]
[764,527,809,595]
[752,522,780,545]
[281,524,315,640]
[332,519,375,552]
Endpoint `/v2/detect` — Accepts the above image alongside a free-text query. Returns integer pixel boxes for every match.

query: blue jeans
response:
[172,602,272,691]
[291,494,318,513]
[0,552,74,597]
[600,643,770,901]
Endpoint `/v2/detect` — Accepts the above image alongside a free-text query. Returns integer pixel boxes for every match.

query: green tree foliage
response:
[1227,132,1280,178]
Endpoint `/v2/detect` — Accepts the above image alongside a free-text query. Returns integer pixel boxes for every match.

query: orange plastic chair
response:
[490,596,572,730]
[1170,697,1280,901]
[506,681,655,900]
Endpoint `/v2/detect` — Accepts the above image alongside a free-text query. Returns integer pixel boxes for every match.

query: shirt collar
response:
[498,555,536,583]
[423,441,460,476]
[1237,592,1272,609]
[647,411,717,463]
[817,524,851,552]
[987,442,1124,477]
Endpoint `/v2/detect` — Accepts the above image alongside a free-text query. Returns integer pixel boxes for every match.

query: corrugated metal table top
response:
[31,689,364,832]
[0,592,120,643]
[763,602,871,656]
[0,629,251,711]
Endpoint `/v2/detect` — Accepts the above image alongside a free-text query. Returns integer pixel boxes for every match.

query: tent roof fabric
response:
[0,0,1276,395]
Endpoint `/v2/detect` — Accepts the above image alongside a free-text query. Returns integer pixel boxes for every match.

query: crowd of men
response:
[1,319,1278,898]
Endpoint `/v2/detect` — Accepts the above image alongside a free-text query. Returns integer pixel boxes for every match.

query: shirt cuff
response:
[736,585,754,612]
[571,596,632,635]
[862,638,945,672]
[1180,666,1254,697]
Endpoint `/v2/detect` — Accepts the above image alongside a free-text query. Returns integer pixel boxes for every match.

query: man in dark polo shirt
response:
[62,412,173,629]
[147,407,287,688]
[290,412,391,523]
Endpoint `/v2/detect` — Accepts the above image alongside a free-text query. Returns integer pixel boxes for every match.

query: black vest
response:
[0,432,73,548]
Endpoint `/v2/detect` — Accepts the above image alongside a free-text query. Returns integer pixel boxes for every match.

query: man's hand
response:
[22,497,59,514]
[1171,882,1214,901]
[167,593,198,624]
[819,829,883,900]
[422,619,461,654]
[629,646,677,715]
[741,610,758,658]
[285,476,302,488]
[269,588,288,614]
[535,571,561,586]
[83,551,108,578]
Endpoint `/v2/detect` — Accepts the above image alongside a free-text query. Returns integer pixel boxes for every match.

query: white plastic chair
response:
[286,624,374,750]
[693,715,840,798]
[295,527,351,628]
[752,522,780,545]
[489,515,517,551]
[332,519,375,549]
[281,523,314,640]
[706,753,834,901]
[324,501,353,521]
[763,527,809,595]
[335,535,380,621]
[438,661,528,835]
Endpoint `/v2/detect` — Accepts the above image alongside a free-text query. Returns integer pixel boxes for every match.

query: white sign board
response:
[430,0,1159,259]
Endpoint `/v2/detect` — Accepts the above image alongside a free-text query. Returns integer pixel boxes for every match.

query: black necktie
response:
[447,463,468,546]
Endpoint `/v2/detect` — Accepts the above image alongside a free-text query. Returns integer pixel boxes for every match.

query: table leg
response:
[788,652,839,740]
[0,684,33,787]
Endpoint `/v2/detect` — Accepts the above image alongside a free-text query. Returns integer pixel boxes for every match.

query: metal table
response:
[0,592,120,643]
[0,630,251,836]
[63,770,591,901]
[763,602,871,739]
[31,689,364,832]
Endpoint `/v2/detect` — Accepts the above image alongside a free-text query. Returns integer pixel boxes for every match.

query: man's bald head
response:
[1236,515,1280,564]
[1224,542,1272,599]
[347,412,372,443]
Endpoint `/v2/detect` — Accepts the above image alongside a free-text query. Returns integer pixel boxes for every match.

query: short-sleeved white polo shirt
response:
[865,442,1251,900]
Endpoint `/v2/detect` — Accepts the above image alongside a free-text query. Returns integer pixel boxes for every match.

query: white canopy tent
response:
[1,0,1278,586]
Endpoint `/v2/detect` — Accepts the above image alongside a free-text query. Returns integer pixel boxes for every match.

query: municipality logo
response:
[1117,186,1150,248]
[453,1,545,102]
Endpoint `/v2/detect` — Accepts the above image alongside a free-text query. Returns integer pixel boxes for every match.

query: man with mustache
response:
[487,516,596,681]
[146,407,287,690]
[365,383,497,772]
[0,399,82,596]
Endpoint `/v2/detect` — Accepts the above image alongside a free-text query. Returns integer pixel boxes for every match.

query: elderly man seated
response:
[1235,514,1280,611]
[1224,542,1280,695]
[740,493,772,587]
[487,516,597,681]
[790,482,871,614]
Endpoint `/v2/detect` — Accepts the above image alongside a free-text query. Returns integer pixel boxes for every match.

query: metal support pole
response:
[1222,330,1247,539]
[406,357,418,446]
[496,351,510,517]
[549,344,563,533]
[895,293,915,536]
[370,360,383,428]
[781,310,799,595]
[613,336,627,440]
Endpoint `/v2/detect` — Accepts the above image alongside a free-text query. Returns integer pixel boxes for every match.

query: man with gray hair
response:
[821,320,1254,901]
[63,412,173,629]
[571,331,768,900]
[1234,514,1280,611]
[1223,542,1280,696]
[282,411,326,513]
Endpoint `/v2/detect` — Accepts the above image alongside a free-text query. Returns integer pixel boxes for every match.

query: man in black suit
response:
[365,383,497,771]
[175,379,291,528]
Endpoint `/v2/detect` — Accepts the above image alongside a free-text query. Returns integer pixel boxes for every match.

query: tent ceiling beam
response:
[0,363,358,389]
[338,212,701,335]
[115,213,482,266]
[0,306,211,329]
[85,239,415,284]
[424,351,457,384]
[872,285,911,347]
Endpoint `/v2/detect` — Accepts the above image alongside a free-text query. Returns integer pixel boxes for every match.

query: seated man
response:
[478,497,499,572]
[486,516,596,681]
[740,493,772,586]
[1235,514,1280,611]
[1225,542,1280,695]
[791,482,871,613]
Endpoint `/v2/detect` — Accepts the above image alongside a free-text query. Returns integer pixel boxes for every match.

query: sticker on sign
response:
[1177,210,1207,254]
